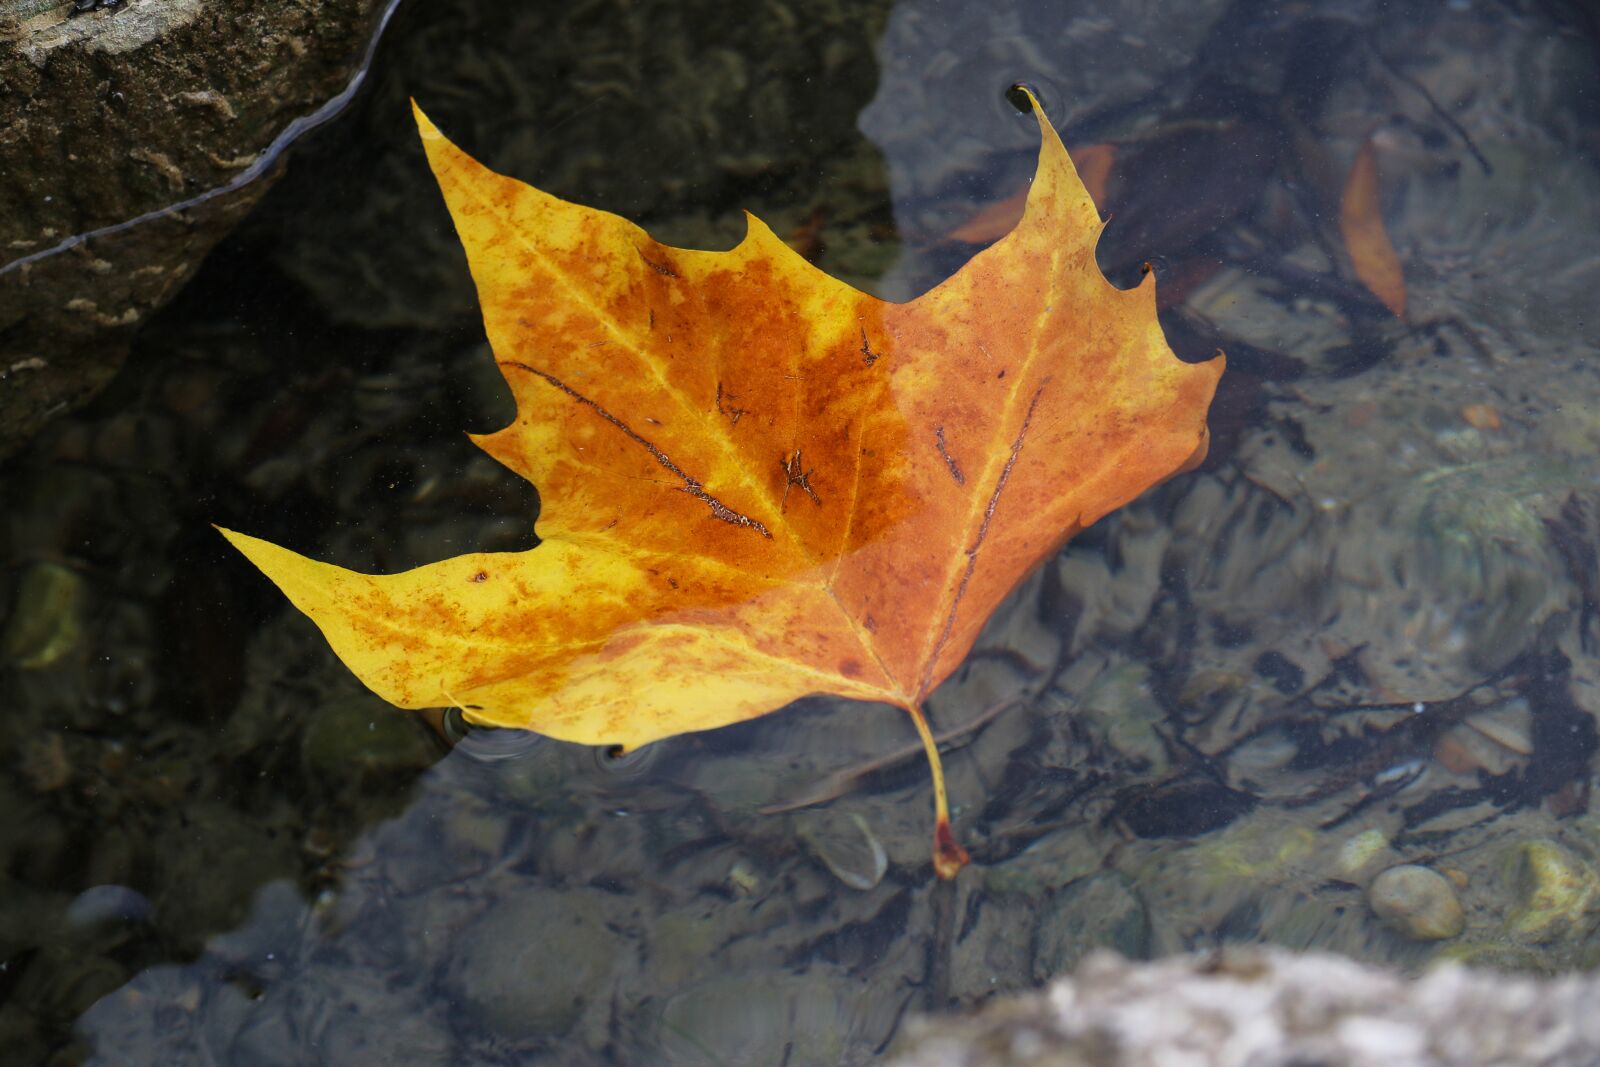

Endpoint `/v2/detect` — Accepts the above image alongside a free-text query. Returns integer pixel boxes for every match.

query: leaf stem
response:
[900,701,969,879]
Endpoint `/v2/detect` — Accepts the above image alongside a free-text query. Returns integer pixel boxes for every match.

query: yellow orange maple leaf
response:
[220,91,1223,878]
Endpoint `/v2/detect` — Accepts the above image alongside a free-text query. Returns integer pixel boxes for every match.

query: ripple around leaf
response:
[454,725,544,764]
[591,740,662,779]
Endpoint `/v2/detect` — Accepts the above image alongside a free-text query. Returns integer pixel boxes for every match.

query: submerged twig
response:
[758,697,1022,816]
[1368,39,1493,177]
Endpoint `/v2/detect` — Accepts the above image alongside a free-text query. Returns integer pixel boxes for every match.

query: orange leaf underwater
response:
[947,142,1116,245]
[220,91,1224,878]
[1340,136,1407,320]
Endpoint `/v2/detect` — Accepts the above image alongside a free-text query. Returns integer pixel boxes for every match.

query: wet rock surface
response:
[1,0,1598,1063]
[0,0,395,459]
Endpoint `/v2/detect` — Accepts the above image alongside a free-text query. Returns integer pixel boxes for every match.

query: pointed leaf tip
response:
[410,98,443,144]
[1010,84,1057,143]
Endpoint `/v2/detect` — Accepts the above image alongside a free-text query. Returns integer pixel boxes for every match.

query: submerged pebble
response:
[1076,660,1171,774]
[1367,865,1465,941]
[2,562,83,669]
[1434,725,1521,777]
[65,884,152,931]
[300,695,440,783]
[1504,840,1600,943]
[449,889,617,1038]
[1463,703,1534,755]
[1334,829,1390,879]
[797,810,887,891]
[656,972,867,1066]
[1034,872,1151,981]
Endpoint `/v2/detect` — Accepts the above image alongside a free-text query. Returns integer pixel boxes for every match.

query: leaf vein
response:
[506,361,772,538]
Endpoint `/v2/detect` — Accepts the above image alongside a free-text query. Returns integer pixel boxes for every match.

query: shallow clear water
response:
[4,0,1600,1062]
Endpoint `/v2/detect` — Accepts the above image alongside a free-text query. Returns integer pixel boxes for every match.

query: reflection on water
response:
[2,0,1599,1062]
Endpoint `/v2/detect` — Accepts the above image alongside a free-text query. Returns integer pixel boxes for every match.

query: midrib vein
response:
[912,247,1065,690]
[467,188,905,699]
[469,184,814,563]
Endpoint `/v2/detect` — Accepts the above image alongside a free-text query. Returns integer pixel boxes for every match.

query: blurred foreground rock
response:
[890,949,1600,1067]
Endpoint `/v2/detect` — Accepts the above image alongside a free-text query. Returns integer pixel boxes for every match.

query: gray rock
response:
[447,888,618,1039]
[1033,873,1150,982]
[654,971,892,1067]
[64,884,151,932]
[0,0,399,458]
[798,810,888,891]
[76,963,213,1065]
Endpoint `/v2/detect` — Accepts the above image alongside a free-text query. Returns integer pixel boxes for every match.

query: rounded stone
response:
[1368,864,1465,941]
[1505,840,1600,943]
[655,973,860,1067]
[449,889,618,1039]
[797,810,887,891]
[1034,872,1151,982]
[300,695,440,783]
[2,562,83,668]
[1334,829,1391,878]
[65,884,153,932]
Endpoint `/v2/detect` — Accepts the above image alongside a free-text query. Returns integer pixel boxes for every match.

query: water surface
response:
[3,0,1600,1062]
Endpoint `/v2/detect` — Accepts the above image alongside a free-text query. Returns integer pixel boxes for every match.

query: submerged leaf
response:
[221,91,1223,877]
[948,142,1115,245]
[1340,136,1407,320]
